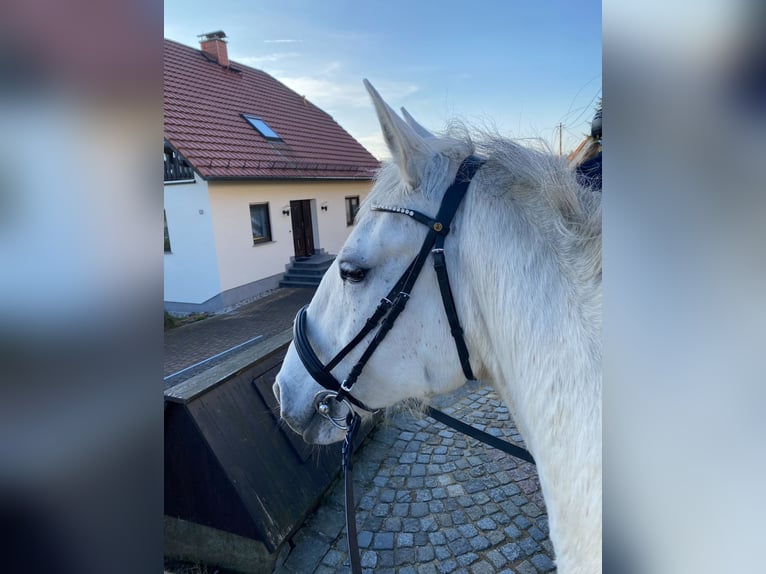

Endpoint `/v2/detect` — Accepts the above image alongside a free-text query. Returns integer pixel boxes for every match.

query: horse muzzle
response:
[272,379,349,444]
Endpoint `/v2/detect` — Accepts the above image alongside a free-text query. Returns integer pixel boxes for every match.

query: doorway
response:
[290,199,315,259]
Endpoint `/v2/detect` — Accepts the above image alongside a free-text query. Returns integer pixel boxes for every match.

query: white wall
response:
[163,177,222,304]
[208,180,370,293]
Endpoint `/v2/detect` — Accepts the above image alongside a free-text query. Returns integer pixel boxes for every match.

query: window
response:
[250,203,272,244]
[345,196,360,226]
[242,114,282,141]
[164,210,172,252]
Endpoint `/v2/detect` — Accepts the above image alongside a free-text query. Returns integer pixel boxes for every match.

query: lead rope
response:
[342,412,363,574]
[340,407,534,574]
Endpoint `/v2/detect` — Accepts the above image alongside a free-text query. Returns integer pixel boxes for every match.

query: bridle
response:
[293,155,484,428]
[289,155,534,574]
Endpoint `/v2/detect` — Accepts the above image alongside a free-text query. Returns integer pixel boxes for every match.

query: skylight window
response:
[242,114,281,141]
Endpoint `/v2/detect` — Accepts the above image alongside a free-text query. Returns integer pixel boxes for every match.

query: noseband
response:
[292,156,484,428]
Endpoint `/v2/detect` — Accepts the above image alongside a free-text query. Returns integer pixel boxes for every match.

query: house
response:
[164,32,380,314]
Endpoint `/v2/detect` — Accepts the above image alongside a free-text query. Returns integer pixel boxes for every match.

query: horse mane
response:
[471,127,602,283]
[365,123,602,283]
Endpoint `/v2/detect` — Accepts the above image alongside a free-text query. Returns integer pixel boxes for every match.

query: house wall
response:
[207,179,371,305]
[164,177,223,311]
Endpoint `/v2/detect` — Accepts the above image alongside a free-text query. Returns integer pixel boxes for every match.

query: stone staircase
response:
[279,251,336,288]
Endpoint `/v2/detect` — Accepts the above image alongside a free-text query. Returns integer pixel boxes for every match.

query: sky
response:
[164,0,601,159]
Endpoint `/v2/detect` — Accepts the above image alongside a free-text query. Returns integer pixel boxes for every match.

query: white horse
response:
[274,80,601,574]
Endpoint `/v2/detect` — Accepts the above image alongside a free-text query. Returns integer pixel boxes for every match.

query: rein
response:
[291,155,535,574]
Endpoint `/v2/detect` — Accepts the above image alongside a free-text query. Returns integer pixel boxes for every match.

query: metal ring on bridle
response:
[313,390,356,430]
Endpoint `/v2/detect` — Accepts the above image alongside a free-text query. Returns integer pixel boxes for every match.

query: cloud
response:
[276,74,419,111]
[236,52,301,66]
[263,39,300,44]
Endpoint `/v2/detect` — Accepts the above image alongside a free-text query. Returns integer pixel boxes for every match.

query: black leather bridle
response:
[289,155,535,574]
[292,155,484,427]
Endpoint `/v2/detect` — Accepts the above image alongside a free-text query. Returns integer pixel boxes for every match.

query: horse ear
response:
[364,79,430,190]
[401,107,435,139]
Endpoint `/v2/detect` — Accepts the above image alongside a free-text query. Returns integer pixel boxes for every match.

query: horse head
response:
[274,80,478,444]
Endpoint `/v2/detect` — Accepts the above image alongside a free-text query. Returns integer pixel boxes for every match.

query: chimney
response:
[198,30,229,67]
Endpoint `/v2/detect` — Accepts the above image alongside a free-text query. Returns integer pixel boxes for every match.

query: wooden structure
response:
[164,330,375,569]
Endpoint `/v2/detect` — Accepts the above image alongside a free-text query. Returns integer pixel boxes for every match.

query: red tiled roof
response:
[164,39,380,180]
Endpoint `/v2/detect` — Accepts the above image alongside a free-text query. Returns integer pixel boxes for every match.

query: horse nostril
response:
[272,381,281,405]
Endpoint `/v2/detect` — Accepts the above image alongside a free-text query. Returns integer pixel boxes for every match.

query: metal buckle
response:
[313,390,355,430]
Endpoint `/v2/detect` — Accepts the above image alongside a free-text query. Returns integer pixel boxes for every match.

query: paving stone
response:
[530,553,556,572]
[357,530,373,548]
[378,550,395,568]
[528,525,546,541]
[399,452,418,464]
[417,545,436,561]
[406,476,425,489]
[429,531,447,545]
[476,516,497,531]
[379,488,396,503]
[457,552,479,567]
[395,547,415,565]
[469,535,491,551]
[373,532,394,550]
[435,545,452,560]
[457,524,478,539]
[487,530,506,546]
[521,502,543,518]
[321,548,344,567]
[372,503,390,517]
[415,489,433,502]
[414,532,429,546]
[448,537,472,555]
[470,560,496,574]
[514,515,533,529]
[411,501,429,517]
[392,502,410,517]
[504,524,522,539]
[464,479,485,494]
[383,516,402,532]
[447,484,465,496]
[402,517,421,532]
[486,549,508,569]
[515,560,538,574]
[518,536,541,556]
[438,558,458,573]
[500,542,523,562]
[397,532,414,547]
[432,487,448,499]
[420,516,439,532]
[361,550,378,569]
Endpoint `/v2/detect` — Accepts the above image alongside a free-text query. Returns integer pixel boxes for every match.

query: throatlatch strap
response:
[426,407,535,465]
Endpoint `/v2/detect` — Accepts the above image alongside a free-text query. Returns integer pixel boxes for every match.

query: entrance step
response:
[279,252,336,288]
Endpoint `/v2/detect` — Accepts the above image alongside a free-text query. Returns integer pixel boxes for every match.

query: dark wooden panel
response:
[164,403,261,541]
[164,328,378,553]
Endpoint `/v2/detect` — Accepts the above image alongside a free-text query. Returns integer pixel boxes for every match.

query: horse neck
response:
[455,179,602,573]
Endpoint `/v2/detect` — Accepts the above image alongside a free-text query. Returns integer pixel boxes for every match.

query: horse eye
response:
[339,266,368,283]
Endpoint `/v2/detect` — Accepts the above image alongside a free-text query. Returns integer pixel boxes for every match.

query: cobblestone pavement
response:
[164,287,315,387]
[274,381,554,574]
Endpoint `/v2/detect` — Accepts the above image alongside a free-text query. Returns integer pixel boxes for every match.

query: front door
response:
[290,200,315,259]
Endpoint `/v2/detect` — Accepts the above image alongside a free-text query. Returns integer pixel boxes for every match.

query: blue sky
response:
[164,0,601,159]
